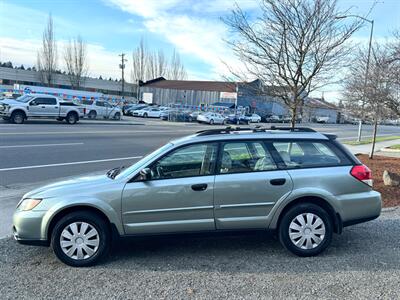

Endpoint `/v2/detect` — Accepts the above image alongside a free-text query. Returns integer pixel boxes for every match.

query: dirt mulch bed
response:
[357,154,400,207]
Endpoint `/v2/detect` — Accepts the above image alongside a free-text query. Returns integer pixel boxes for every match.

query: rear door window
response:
[272,141,350,168]
[219,141,277,174]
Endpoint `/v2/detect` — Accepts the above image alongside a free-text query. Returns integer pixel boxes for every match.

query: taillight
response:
[350,165,373,187]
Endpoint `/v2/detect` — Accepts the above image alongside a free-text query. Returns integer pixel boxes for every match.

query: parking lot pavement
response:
[1,208,399,299]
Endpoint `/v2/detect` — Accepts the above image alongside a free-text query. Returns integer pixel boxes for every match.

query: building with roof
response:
[140,77,339,122]
[140,77,237,106]
[0,66,136,101]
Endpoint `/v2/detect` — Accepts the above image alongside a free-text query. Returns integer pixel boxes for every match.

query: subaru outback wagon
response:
[13,127,381,267]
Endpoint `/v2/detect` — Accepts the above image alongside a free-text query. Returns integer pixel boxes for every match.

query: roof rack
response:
[196,126,251,136]
[269,126,316,132]
[196,126,317,136]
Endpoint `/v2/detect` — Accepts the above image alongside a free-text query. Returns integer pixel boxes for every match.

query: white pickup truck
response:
[0,94,85,124]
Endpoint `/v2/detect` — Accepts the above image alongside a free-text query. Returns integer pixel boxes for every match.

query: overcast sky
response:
[1,0,399,101]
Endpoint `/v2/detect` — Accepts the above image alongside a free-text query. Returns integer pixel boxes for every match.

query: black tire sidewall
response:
[279,203,333,257]
[51,211,110,267]
[88,111,97,119]
[11,111,25,124]
[66,113,78,124]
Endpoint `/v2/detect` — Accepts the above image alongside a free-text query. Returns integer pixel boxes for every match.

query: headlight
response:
[17,198,42,211]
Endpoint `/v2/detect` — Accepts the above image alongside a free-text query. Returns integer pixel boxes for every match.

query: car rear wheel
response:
[114,112,121,120]
[88,110,97,119]
[66,112,78,124]
[51,211,111,267]
[143,113,148,118]
[209,119,214,125]
[278,203,332,257]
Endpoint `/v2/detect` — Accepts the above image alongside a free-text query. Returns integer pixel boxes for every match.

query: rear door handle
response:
[191,183,208,191]
[270,178,286,186]
[41,106,46,108]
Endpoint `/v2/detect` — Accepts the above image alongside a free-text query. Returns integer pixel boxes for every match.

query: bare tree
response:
[64,35,88,89]
[37,14,58,86]
[343,44,395,158]
[131,38,188,99]
[383,30,400,116]
[168,49,187,80]
[224,0,362,128]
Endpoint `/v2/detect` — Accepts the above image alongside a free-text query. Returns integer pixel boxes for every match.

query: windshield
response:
[114,143,174,179]
[16,95,34,103]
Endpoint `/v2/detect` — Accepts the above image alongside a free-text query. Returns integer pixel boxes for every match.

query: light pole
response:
[336,15,374,142]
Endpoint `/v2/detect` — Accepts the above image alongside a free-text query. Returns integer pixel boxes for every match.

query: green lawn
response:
[343,136,400,145]
[388,144,400,150]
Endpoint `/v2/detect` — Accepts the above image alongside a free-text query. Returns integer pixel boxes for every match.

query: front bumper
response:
[13,210,48,245]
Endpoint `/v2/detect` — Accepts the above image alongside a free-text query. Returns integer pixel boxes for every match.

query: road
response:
[0,207,399,299]
[1,119,399,186]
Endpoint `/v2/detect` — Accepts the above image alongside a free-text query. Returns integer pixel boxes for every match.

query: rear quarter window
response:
[272,140,351,169]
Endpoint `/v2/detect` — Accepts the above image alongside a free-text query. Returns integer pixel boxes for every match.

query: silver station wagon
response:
[13,127,381,267]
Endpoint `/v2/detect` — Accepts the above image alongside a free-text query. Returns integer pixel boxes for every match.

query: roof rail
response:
[196,126,251,136]
[196,126,317,136]
[269,126,316,132]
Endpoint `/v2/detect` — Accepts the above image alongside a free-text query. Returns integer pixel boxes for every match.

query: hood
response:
[0,99,23,105]
[23,174,111,199]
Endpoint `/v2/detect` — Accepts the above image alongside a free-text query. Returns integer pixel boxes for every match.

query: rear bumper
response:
[337,190,382,226]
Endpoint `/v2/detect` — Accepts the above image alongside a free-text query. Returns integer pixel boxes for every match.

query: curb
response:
[380,147,400,153]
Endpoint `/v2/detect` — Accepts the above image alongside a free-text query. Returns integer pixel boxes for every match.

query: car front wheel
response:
[278,203,332,257]
[51,211,111,267]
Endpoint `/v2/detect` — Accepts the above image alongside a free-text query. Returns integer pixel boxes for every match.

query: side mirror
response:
[30,100,37,106]
[139,168,152,181]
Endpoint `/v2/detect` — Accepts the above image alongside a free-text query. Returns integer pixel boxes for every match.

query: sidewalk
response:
[344,139,400,157]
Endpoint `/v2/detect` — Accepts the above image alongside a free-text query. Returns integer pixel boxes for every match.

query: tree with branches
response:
[37,14,58,87]
[224,0,363,128]
[64,35,89,89]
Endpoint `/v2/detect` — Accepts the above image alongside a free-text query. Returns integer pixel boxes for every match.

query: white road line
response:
[0,142,84,149]
[0,156,143,172]
[0,130,197,135]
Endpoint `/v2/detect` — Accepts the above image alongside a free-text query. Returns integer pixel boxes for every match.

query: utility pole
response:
[119,53,127,102]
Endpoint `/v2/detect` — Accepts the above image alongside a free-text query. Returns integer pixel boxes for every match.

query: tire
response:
[88,110,97,119]
[188,116,193,122]
[222,119,227,125]
[11,111,25,124]
[143,113,148,118]
[209,119,214,125]
[66,112,78,124]
[278,203,332,257]
[51,211,111,267]
[114,112,121,120]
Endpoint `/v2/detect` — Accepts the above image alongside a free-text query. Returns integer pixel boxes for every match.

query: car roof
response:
[170,127,331,146]
[30,94,59,98]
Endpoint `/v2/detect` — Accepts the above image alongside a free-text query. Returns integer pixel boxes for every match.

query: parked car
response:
[188,111,202,122]
[134,107,162,118]
[81,100,121,120]
[262,114,280,123]
[122,104,137,116]
[316,116,330,124]
[197,112,227,125]
[245,113,261,123]
[226,114,250,125]
[13,127,381,266]
[0,94,85,124]
[126,104,148,116]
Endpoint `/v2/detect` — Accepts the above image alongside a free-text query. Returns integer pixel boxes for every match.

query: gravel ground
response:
[1,208,399,299]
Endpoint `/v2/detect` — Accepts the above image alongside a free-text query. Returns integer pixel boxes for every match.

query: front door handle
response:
[191,183,208,191]
[270,178,286,186]
[41,106,46,108]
